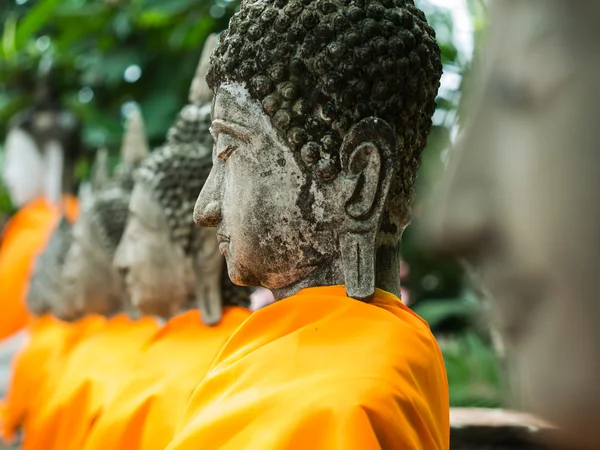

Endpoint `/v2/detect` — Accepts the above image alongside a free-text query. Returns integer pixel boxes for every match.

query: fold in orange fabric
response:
[166,286,449,450]
[83,307,251,450]
[0,196,79,341]
[1,315,72,442]
[22,314,157,450]
[20,314,107,450]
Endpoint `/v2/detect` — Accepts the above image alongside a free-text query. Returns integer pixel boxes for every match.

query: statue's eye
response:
[218,144,238,162]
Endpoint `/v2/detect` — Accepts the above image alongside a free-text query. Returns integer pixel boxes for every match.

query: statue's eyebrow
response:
[211,119,251,144]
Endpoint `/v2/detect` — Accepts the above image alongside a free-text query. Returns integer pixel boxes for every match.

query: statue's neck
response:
[271,239,401,301]
[374,242,401,298]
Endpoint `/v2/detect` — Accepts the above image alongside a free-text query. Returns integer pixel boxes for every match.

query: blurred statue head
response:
[427,1,600,447]
[62,110,149,317]
[27,217,77,320]
[115,144,238,323]
[194,0,442,300]
[3,62,83,207]
[115,40,251,324]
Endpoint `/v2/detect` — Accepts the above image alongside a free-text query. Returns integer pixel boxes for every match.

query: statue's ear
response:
[191,243,224,326]
[338,117,396,300]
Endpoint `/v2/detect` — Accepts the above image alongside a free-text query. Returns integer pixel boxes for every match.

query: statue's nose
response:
[193,168,222,228]
[194,200,221,228]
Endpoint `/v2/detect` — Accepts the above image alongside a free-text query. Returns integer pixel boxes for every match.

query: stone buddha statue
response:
[27,217,76,320]
[61,111,149,318]
[0,64,82,341]
[81,38,252,450]
[195,0,442,301]
[115,144,252,322]
[96,140,252,450]
[27,112,158,450]
[166,1,449,449]
[114,33,250,324]
[3,63,82,208]
[1,218,77,444]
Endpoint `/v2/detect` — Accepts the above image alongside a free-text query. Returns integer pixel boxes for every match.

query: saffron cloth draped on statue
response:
[166,286,449,450]
[83,307,251,450]
[0,197,78,340]
[22,314,156,450]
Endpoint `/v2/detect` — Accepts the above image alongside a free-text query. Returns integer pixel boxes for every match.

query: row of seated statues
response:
[0,0,477,448]
[0,0,449,442]
[4,0,600,448]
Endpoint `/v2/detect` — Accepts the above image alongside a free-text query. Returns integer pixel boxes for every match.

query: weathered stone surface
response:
[114,36,250,323]
[61,112,148,317]
[195,0,443,302]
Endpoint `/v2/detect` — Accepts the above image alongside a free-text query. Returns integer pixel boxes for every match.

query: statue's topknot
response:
[207,0,442,226]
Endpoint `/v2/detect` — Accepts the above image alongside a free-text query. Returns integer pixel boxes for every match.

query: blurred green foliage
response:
[1,0,236,149]
[0,0,502,407]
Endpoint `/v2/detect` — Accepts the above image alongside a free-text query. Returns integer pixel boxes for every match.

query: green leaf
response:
[15,0,64,50]
[2,13,18,62]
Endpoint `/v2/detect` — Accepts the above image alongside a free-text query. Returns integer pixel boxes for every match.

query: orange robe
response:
[1,315,71,442]
[23,314,157,450]
[19,314,106,449]
[83,307,251,450]
[166,286,449,450]
[0,196,78,340]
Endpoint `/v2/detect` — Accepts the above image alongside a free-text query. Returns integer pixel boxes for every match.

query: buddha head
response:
[62,187,131,317]
[115,144,239,324]
[61,111,149,317]
[27,217,77,320]
[194,0,442,300]
[426,1,600,446]
[115,39,251,324]
[3,63,83,207]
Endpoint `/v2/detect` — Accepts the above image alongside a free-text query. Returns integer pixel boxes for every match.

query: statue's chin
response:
[226,261,261,288]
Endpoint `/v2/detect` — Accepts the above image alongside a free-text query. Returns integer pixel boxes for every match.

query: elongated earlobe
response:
[339,231,378,301]
[338,118,396,300]
[194,250,224,326]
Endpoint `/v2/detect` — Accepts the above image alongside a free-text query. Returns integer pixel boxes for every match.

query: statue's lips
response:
[217,233,230,255]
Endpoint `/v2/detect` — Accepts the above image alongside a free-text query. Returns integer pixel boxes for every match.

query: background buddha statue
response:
[115,34,250,324]
[115,142,251,322]
[0,62,81,342]
[3,62,82,209]
[27,111,157,450]
[195,0,442,300]
[61,110,149,318]
[27,218,76,321]
[426,1,600,448]
[95,141,251,450]
[81,39,252,450]
[1,218,76,445]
